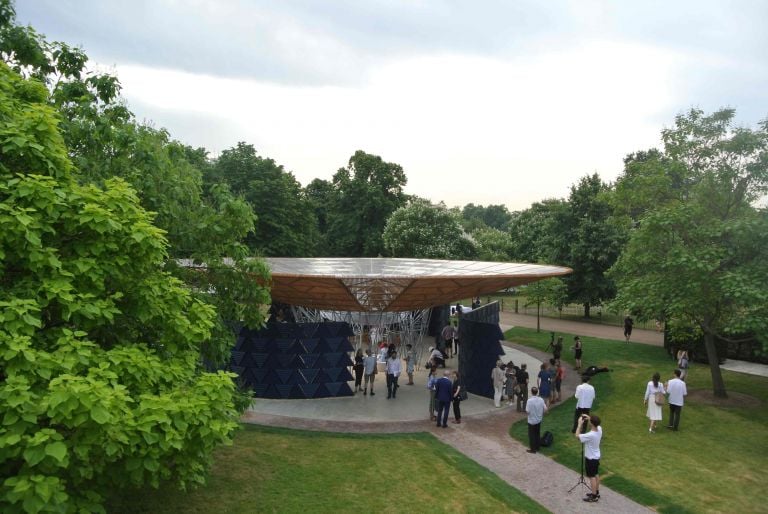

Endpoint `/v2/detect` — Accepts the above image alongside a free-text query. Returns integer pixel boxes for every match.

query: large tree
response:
[0,1,270,364]
[610,108,768,397]
[382,201,476,259]
[507,198,570,263]
[0,61,240,512]
[461,203,513,232]
[326,150,408,257]
[558,174,626,317]
[208,142,319,257]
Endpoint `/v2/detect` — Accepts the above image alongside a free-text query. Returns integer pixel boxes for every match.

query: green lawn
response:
[109,425,549,514]
[505,327,768,514]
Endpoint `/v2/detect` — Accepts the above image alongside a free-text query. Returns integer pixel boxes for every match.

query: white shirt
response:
[579,426,603,460]
[386,357,401,376]
[363,355,377,375]
[575,383,595,408]
[644,381,666,401]
[525,396,547,424]
[666,377,687,406]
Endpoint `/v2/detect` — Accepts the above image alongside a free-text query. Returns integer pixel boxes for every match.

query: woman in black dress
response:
[353,349,364,392]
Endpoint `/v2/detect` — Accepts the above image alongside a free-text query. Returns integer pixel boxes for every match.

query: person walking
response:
[572,336,583,370]
[352,349,364,392]
[515,363,529,412]
[451,370,462,424]
[427,364,438,421]
[665,369,688,431]
[575,414,603,502]
[572,375,595,433]
[643,372,666,433]
[624,315,634,343]
[362,349,377,396]
[435,370,453,428]
[491,360,506,407]
[525,386,547,453]
[385,350,402,399]
[677,350,690,381]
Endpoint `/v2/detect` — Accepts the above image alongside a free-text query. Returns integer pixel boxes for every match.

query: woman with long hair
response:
[643,372,666,432]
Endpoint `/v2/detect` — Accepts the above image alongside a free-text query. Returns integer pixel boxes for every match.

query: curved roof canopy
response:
[266,258,571,312]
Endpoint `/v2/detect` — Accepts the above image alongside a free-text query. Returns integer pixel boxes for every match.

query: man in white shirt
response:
[385,350,402,399]
[572,375,595,433]
[666,369,688,431]
[363,349,377,396]
[525,386,548,453]
[575,414,603,502]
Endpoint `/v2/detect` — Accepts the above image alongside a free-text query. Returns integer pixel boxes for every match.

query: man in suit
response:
[434,370,454,428]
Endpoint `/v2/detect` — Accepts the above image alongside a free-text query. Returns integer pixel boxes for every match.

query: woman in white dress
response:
[643,372,666,433]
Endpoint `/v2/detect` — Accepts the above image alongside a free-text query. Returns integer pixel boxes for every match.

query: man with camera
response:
[574,414,602,502]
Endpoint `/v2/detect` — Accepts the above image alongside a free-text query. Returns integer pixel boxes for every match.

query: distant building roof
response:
[265,257,571,312]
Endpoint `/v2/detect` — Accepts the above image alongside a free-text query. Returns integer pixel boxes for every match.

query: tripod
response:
[568,442,592,494]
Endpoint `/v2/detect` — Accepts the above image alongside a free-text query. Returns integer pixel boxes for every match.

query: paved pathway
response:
[243,341,652,513]
[500,311,664,346]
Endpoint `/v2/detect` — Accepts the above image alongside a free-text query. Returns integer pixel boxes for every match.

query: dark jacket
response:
[435,376,453,403]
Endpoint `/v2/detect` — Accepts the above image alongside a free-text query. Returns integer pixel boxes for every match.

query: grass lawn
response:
[109,425,549,514]
[505,327,768,514]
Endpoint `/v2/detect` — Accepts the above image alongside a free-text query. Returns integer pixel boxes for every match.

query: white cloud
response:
[117,39,682,210]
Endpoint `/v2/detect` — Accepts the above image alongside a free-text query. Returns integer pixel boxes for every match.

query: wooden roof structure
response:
[266,258,571,312]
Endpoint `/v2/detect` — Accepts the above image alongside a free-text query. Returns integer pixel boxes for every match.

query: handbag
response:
[654,391,665,406]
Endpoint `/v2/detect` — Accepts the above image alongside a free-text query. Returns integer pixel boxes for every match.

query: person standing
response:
[677,350,690,381]
[665,369,688,431]
[644,372,666,433]
[404,344,415,385]
[427,365,438,421]
[573,336,583,370]
[525,386,547,453]
[385,350,402,399]
[553,336,563,361]
[575,414,603,502]
[352,349,364,393]
[435,370,453,428]
[504,360,518,405]
[554,359,566,403]
[515,363,529,412]
[451,370,462,424]
[491,360,506,407]
[441,323,456,359]
[362,349,377,396]
[624,315,634,343]
[572,375,595,433]
[537,363,552,407]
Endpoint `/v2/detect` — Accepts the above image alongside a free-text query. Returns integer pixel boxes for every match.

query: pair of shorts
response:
[585,458,600,477]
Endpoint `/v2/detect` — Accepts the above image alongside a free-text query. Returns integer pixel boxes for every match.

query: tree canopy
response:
[382,201,476,259]
[0,61,241,512]
[610,108,768,397]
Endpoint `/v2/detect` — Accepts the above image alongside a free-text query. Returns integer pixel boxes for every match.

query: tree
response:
[507,199,570,264]
[610,108,768,397]
[461,203,513,232]
[523,278,568,332]
[326,150,408,256]
[472,226,514,262]
[0,1,270,364]
[208,142,319,257]
[558,174,626,317]
[382,201,476,259]
[304,178,334,256]
[0,62,241,512]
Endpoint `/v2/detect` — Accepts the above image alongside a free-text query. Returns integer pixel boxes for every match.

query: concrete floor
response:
[247,343,541,423]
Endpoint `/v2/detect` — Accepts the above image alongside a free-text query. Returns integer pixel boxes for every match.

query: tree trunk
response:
[583,302,591,318]
[703,331,727,398]
[536,301,541,333]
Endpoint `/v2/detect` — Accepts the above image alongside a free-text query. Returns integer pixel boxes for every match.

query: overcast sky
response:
[17,1,768,211]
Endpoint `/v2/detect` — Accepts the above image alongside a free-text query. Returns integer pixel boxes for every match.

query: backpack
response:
[540,431,554,447]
